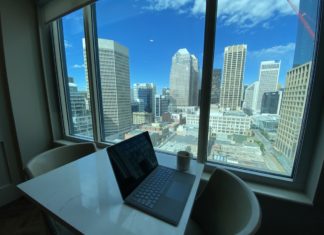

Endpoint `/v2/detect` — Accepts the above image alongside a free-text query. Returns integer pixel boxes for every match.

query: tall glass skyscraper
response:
[169,48,199,107]
[133,83,156,113]
[293,0,319,67]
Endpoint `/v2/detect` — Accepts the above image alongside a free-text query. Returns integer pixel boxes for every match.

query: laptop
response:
[107,131,195,226]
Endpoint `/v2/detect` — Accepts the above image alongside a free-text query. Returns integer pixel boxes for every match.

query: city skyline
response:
[61,0,318,175]
[63,0,300,93]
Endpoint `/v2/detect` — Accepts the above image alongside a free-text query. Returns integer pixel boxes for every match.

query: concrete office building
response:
[133,112,153,125]
[169,48,199,107]
[187,111,251,136]
[243,81,259,115]
[275,62,312,160]
[255,60,280,112]
[220,44,247,111]
[83,38,132,138]
[133,83,156,114]
[68,78,93,137]
[211,69,221,104]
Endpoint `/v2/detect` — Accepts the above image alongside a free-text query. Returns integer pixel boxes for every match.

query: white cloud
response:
[145,0,191,11]
[73,64,85,69]
[250,43,295,58]
[217,0,299,28]
[144,0,299,28]
[64,40,72,48]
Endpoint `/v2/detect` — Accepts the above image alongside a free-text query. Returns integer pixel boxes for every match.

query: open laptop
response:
[107,131,195,226]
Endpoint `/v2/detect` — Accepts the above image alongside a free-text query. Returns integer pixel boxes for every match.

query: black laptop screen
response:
[107,131,158,199]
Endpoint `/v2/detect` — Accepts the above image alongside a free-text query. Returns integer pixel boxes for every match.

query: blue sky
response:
[63,0,300,93]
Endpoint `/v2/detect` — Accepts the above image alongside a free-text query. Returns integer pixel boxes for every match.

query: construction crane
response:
[287,0,315,40]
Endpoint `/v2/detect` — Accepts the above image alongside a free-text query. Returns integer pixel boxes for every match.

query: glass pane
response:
[95,0,205,157]
[62,9,94,139]
[208,0,319,176]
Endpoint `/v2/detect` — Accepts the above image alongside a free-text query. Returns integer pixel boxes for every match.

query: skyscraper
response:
[220,44,247,110]
[83,38,132,138]
[275,62,312,160]
[261,91,281,114]
[133,83,156,113]
[293,0,319,67]
[169,48,199,107]
[255,60,281,112]
[68,77,93,137]
[155,95,169,122]
[243,81,259,115]
[211,69,221,104]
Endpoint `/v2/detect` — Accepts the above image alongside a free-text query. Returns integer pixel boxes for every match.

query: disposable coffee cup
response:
[177,151,191,171]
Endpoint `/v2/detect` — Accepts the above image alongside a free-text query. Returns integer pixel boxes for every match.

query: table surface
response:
[17,149,204,235]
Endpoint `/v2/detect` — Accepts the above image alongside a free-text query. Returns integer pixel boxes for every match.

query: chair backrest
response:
[191,167,261,235]
[25,142,97,179]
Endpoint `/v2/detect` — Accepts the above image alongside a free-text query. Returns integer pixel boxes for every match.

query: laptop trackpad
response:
[166,181,190,201]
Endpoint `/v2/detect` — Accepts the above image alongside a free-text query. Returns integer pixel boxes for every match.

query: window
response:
[57,9,94,139]
[52,0,323,191]
[207,0,320,178]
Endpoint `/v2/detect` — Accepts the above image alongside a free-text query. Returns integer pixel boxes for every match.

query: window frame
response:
[51,0,324,199]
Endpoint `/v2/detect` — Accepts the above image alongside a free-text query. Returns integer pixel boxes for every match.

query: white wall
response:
[0,0,52,166]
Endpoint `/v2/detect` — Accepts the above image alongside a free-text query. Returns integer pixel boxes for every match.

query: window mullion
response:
[52,20,71,136]
[83,5,102,142]
[197,0,217,163]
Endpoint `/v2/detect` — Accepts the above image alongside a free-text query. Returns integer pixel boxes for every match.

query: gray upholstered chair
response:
[185,167,261,235]
[25,142,97,178]
[25,142,97,235]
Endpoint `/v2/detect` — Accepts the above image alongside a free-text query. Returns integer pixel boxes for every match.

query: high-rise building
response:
[68,77,93,137]
[155,95,169,122]
[133,83,156,114]
[83,38,132,138]
[243,81,259,115]
[131,99,144,113]
[293,0,319,67]
[275,62,312,160]
[261,91,281,114]
[220,44,247,110]
[255,60,280,112]
[211,69,221,104]
[169,48,199,107]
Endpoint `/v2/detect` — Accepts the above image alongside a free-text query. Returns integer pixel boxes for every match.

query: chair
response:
[25,142,97,235]
[185,167,261,235]
[25,142,97,178]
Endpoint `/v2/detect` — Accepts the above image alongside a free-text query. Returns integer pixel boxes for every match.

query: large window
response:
[93,0,204,156]
[59,9,94,139]
[207,0,319,177]
[53,0,322,188]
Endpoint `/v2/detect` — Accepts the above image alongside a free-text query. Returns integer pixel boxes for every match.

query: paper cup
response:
[177,151,191,171]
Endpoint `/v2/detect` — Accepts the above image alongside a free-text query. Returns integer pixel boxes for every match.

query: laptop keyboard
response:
[132,167,175,208]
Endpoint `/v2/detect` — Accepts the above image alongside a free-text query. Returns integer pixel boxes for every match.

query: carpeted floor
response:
[0,197,51,235]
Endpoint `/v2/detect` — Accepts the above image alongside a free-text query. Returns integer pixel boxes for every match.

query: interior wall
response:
[256,194,324,234]
[0,0,52,167]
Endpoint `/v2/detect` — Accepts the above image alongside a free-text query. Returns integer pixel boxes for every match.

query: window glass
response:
[94,0,205,157]
[208,0,319,176]
[62,9,94,139]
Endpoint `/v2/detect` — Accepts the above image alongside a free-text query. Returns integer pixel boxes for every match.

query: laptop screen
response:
[107,131,158,199]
